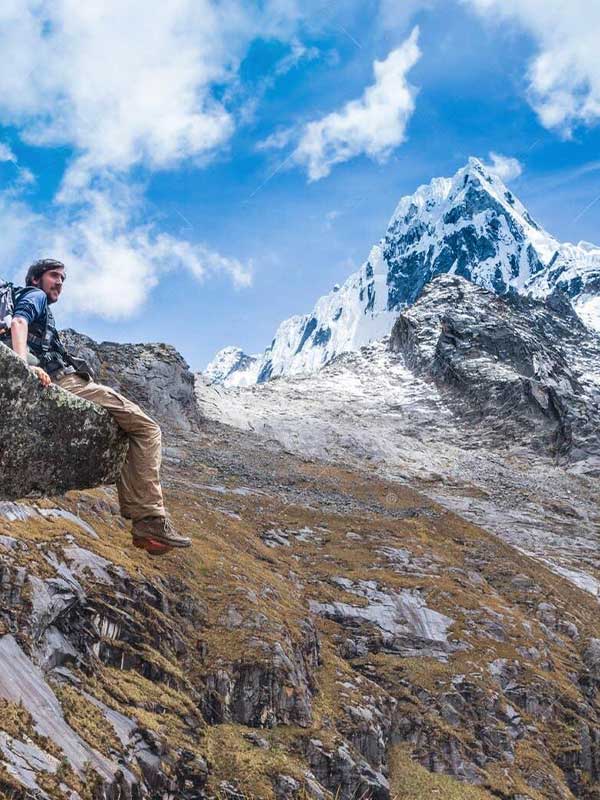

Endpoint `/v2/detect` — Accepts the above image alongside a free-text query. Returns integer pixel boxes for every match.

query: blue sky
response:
[0,1,598,371]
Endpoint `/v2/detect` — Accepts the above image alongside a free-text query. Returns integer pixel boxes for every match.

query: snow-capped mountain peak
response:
[203,346,260,387]
[204,157,598,386]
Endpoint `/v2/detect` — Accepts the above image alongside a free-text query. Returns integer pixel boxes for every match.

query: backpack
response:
[0,280,43,366]
[0,278,15,335]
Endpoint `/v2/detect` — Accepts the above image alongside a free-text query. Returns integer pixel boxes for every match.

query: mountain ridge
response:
[205,157,599,386]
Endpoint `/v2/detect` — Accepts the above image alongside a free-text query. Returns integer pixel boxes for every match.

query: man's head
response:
[25,259,66,304]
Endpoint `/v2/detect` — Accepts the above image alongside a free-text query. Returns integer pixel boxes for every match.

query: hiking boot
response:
[132,516,192,551]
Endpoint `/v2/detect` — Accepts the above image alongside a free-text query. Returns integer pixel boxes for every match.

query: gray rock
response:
[0,731,59,795]
[0,634,125,782]
[582,638,600,679]
[390,275,600,470]
[0,343,127,500]
[305,738,389,800]
[310,580,458,661]
[274,774,301,798]
[201,620,320,728]
[61,330,202,433]
[242,732,270,749]
[63,544,113,583]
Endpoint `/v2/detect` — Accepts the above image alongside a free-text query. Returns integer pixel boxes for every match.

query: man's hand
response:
[29,365,52,387]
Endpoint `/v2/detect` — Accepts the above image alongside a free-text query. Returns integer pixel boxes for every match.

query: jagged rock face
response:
[0,343,127,501]
[61,330,201,432]
[204,157,599,386]
[528,241,600,330]
[390,275,600,470]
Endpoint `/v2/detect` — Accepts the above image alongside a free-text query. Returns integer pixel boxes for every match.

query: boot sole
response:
[133,537,173,556]
[133,534,191,550]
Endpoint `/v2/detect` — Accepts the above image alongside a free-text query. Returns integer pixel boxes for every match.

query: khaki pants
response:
[55,374,165,522]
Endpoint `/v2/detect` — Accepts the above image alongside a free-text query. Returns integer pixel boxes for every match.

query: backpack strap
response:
[21,298,53,369]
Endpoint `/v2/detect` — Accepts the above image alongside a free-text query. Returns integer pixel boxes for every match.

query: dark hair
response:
[25,259,66,287]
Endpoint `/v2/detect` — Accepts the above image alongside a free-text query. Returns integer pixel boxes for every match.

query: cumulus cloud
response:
[294,27,421,180]
[483,152,523,182]
[0,1,299,316]
[49,193,252,318]
[0,182,252,319]
[0,1,310,186]
[463,0,600,134]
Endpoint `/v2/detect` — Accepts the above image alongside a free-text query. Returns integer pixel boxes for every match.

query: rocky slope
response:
[1,317,600,799]
[197,275,600,606]
[389,275,600,471]
[205,158,600,386]
[60,330,200,433]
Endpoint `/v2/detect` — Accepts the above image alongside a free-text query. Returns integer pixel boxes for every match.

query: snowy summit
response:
[205,158,600,386]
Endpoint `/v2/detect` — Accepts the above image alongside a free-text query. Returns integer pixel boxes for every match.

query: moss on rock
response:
[0,343,127,500]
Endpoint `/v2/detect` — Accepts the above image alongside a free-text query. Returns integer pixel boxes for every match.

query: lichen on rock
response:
[0,343,127,500]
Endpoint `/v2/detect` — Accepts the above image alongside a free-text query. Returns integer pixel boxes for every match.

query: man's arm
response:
[10,317,29,361]
[10,313,52,388]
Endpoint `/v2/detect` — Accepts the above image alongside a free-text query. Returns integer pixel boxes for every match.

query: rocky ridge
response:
[60,330,200,433]
[390,275,600,471]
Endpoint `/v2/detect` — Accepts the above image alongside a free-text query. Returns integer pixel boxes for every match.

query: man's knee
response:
[149,419,162,445]
[134,414,162,445]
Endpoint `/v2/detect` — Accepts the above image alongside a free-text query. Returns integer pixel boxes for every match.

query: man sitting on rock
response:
[8,258,191,556]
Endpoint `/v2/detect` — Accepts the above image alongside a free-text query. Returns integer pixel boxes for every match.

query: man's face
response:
[34,267,66,304]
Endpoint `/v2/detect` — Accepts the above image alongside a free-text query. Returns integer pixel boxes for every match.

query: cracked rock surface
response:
[0,343,127,501]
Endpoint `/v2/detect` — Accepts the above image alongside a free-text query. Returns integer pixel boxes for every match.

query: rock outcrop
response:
[0,343,127,501]
[61,330,201,433]
[390,274,600,470]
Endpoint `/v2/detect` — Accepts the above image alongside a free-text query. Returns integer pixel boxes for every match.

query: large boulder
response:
[0,343,127,500]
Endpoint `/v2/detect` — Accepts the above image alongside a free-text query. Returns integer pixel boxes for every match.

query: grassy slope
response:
[0,423,598,799]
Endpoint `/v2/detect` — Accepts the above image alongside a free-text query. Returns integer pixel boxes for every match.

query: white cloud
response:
[256,127,298,152]
[294,27,421,180]
[463,0,600,134]
[378,0,435,35]
[0,1,292,317]
[50,198,253,319]
[0,142,16,163]
[0,1,312,188]
[0,140,36,190]
[231,39,320,128]
[0,2,253,196]
[0,182,253,319]
[0,192,41,273]
[483,152,523,182]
